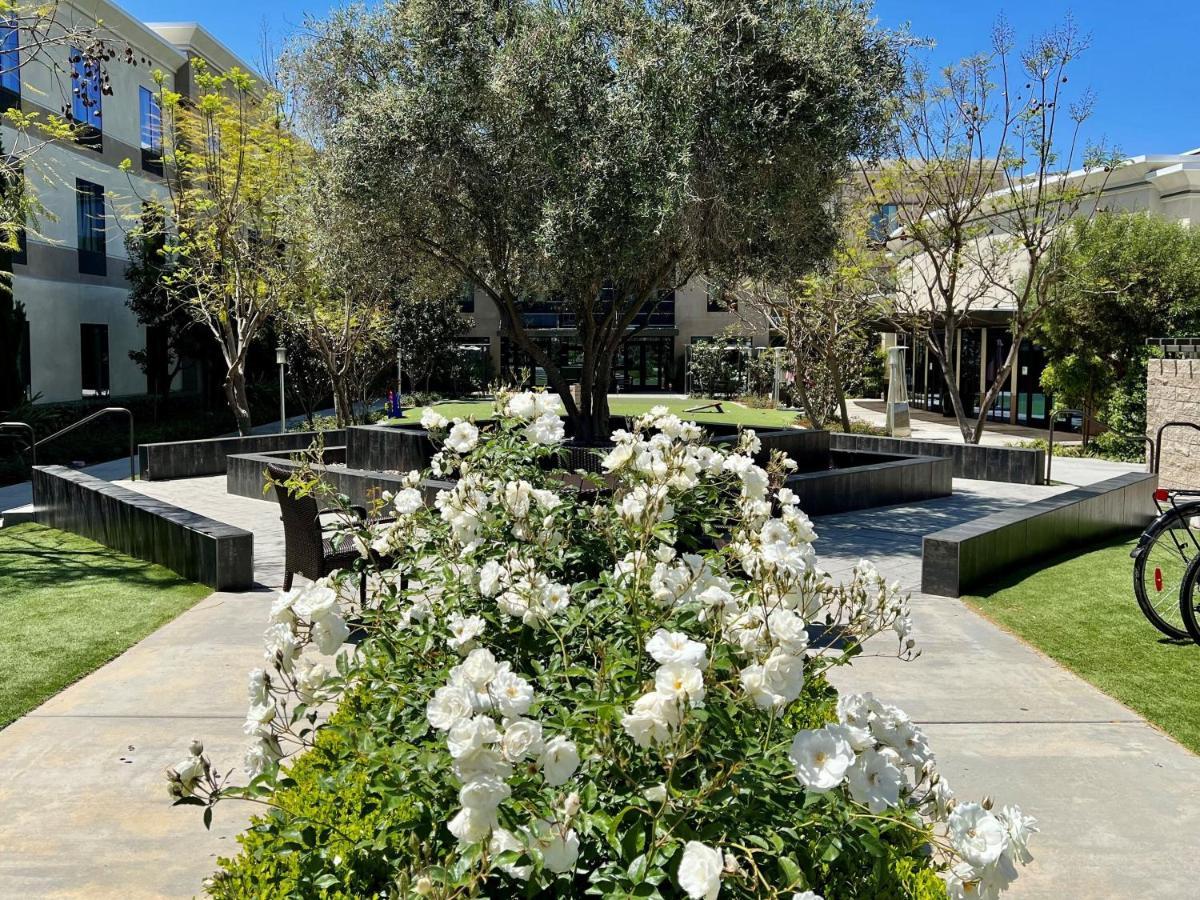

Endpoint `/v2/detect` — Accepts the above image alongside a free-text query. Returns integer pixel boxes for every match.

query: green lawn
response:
[394,396,803,429]
[965,538,1200,753]
[0,524,211,728]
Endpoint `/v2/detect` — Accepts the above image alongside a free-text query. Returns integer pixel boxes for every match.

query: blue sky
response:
[122,0,1198,157]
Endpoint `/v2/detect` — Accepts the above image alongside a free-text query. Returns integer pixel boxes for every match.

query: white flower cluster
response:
[788,692,1035,899]
[503,390,567,446]
[676,840,825,900]
[425,646,581,875]
[244,580,348,778]
[622,629,708,748]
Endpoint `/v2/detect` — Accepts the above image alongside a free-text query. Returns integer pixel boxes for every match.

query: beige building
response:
[461,277,771,392]
[4,3,257,404]
[882,149,1200,428]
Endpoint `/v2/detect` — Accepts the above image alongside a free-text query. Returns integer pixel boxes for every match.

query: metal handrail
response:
[35,407,136,481]
[0,422,36,469]
[1046,408,1154,483]
[1154,421,1200,476]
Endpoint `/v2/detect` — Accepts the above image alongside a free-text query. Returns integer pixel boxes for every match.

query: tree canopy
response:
[285,0,902,438]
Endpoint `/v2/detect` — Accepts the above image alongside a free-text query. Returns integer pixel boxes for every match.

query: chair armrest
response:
[314,505,368,530]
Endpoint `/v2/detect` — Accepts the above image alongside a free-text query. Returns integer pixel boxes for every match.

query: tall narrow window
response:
[139,86,163,175]
[70,46,102,149]
[0,18,19,111]
[76,179,106,275]
[80,323,110,396]
[459,279,475,313]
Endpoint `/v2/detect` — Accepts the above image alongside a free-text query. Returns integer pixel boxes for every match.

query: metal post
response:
[397,348,404,415]
[276,345,287,435]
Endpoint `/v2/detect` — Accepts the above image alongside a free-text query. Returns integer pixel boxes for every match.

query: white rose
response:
[294,659,331,703]
[447,613,486,653]
[394,488,424,516]
[947,802,1008,869]
[479,559,505,597]
[505,392,537,420]
[447,715,501,759]
[459,775,511,812]
[458,647,500,688]
[998,804,1038,865]
[501,717,545,761]
[525,412,565,446]
[268,591,299,625]
[645,629,708,668]
[446,420,480,454]
[537,823,579,874]
[247,668,270,706]
[447,806,495,844]
[263,622,299,673]
[539,736,580,786]
[420,407,449,430]
[427,684,475,731]
[788,725,856,792]
[490,669,534,718]
[310,613,350,655]
[654,662,705,707]
[293,584,339,621]
[846,747,904,813]
[490,827,532,880]
[678,841,723,900]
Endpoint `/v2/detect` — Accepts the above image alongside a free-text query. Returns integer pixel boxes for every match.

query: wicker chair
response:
[268,463,369,602]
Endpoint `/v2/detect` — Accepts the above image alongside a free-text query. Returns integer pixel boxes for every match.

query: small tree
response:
[1037,211,1200,448]
[395,289,468,397]
[866,17,1120,443]
[739,198,886,431]
[139,62,307,435]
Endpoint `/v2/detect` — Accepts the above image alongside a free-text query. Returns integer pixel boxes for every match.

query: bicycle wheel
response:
[1133,503,1200,640]
[1180,551,1200,644]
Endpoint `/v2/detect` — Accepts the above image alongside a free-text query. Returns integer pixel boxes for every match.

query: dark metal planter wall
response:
[139,430,345,481]
[31,466,254,591]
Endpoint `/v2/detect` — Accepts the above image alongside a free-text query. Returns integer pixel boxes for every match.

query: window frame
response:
[139,86,164,175]
[76,178,107,276]
[70,46,102,150]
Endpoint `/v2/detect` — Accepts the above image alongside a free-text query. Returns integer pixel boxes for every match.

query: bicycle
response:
[1131,487,1200,640]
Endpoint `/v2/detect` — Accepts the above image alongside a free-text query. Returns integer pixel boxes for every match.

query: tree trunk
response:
[926,327,976,443]
[224,365,253,436]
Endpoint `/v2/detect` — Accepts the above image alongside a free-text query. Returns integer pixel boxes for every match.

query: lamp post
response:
[396,346,404,417]
[276,345,287,434]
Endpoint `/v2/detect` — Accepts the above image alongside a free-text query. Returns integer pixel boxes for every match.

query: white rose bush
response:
[171,392,1034,899]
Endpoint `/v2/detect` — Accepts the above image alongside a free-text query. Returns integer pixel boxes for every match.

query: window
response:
[459,279,475,314]
[70,47,102,149]
[706,280,729,312]
[76,179,106,276]
[139,86,163,175]
[870,203,899,243]
[0,18,19,111]
[80,323,110,396]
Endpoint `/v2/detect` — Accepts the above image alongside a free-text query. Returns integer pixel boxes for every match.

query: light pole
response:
[276,345,287,434]
[396,346,404,417]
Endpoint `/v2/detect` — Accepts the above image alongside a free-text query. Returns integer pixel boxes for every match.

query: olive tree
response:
[285,0,901,441]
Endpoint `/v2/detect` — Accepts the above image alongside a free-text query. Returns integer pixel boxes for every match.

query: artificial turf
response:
[395,396,804,429]
[965,537,1200,754]
[0,523,211,728]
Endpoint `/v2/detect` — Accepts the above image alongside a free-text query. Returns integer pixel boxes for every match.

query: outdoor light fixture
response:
[276,345,287,435]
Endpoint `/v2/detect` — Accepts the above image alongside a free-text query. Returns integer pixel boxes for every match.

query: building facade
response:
[461,277,771,393]
[3,4,257,405]
[882,150,1200,429]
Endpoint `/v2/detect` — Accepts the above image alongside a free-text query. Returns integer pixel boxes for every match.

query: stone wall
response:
[1146,359,1200,488]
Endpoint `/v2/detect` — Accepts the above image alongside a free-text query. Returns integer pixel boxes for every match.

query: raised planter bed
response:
[139,430,344,481]
[785,451,953,517]
[921,471,1158,597]
[32,466,253,590]
[829,433,1046,485]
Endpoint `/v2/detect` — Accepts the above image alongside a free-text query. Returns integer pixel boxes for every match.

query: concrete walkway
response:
[817,472,1200,899]
[0,478,284,898]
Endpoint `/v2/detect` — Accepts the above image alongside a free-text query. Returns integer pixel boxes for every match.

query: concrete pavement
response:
[817,474,1200,899]
[0,478,284,898]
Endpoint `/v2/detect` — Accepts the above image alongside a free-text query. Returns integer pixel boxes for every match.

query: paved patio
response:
[0,458,1195,897]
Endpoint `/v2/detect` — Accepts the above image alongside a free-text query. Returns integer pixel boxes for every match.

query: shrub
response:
[169,394,1035,899]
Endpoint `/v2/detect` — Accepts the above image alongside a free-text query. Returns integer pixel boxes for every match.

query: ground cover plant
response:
[171,393,1035,899]
[0,524,209,727]
[967,538,1200,753]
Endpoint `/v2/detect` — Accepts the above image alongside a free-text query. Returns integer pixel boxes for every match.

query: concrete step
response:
[0,505,35,527]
